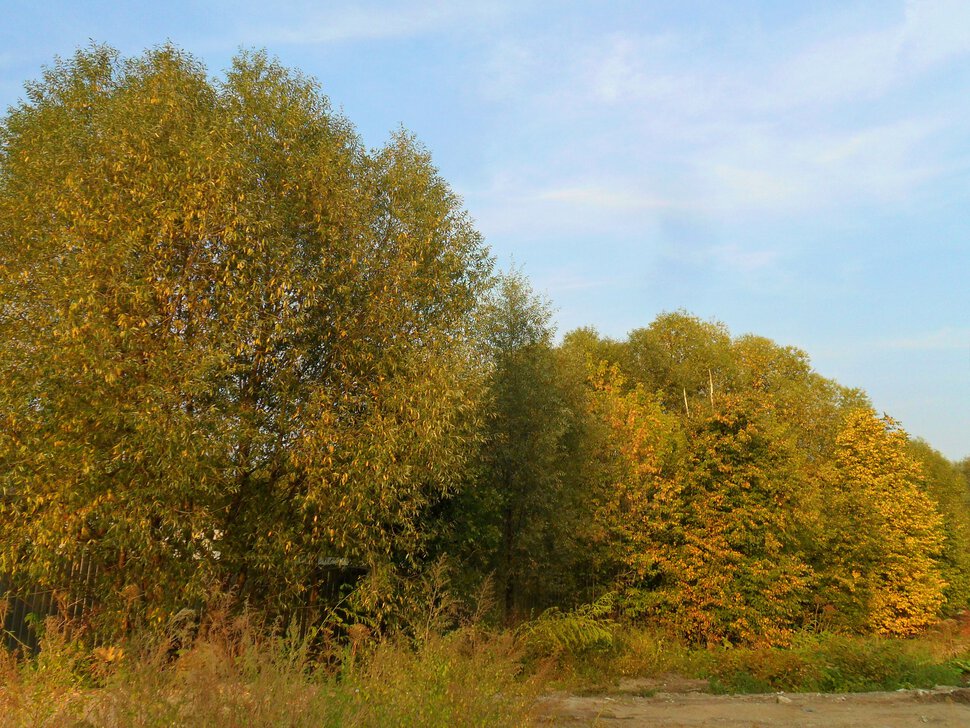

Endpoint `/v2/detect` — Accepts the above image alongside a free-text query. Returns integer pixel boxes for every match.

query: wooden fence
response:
[1,556,365,654]
[1,556,100,654]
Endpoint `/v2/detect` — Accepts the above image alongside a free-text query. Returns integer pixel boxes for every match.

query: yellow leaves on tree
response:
[567,320,952,644]
[825,409,946,636]
[589,371,812,645]
[0,44,490,634]
[586,365,679,584]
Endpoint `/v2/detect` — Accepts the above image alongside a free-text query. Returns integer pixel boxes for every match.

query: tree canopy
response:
[0,44,491,631]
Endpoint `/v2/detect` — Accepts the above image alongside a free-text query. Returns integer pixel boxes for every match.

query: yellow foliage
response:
[823,410,947,635]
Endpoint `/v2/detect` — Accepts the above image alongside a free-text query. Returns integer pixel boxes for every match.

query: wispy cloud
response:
[700,115,949,215]
[465,0,970,260]
[234,0,516,46]
[721,245,782,274]
[535,184,672,212]
[901,0,970,69]
[465,168,675,240]
[534,269,618,295]
[875,327,970,352]
[762,0,970,109]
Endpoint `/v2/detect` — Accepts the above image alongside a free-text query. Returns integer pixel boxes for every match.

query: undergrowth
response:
[516,592,617,656]
[5,592,970,728]
[703,634,968,694]
[550,618,970,695]
[0,609,538,728]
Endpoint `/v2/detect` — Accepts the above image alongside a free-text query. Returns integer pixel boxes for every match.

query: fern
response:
[950,658,970,674]
[517,592,617,655]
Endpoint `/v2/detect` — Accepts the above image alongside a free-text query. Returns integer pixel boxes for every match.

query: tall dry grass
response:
[0,604,540,727]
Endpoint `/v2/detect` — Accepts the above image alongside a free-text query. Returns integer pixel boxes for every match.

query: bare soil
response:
[537,679,970,727]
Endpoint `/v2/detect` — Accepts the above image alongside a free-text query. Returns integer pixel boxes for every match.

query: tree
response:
[583,365,681,593]
[815,410,946,635]
[0,45,491,633]
[559,326,627,372]
[450,270,588,620]
[665,403,814,645]
[590,378,814,645]
[906,440,970,614]
[729,334,867,461]
[577,317,904,644]
[624,311,735,417]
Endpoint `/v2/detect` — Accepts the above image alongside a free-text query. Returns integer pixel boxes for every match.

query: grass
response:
[549,618,970,696]
[5,604,970,727]
[0,610,540,728]
[702,634,967,694]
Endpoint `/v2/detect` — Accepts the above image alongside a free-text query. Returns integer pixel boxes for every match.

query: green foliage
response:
[554,624,970,696]
[907,440,970,613]
[583,357,814,645]
[623,311,735,416]
[444,270,592,620]
[706,634,964,694]
[516,593,617,656]
[0,44,490,634]
[607,625,704,678]
[651,405,814,646]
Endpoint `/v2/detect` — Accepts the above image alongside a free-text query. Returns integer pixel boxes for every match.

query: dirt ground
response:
[536,677,970,727]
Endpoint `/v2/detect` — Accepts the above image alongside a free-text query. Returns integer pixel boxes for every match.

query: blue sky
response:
[2,1,968,459]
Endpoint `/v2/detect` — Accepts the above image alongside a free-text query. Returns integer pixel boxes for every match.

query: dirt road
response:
[538,680,970,727]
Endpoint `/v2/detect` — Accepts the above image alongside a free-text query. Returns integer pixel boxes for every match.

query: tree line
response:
[2,45,968,645]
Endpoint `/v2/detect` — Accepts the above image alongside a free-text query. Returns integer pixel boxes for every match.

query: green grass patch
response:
[704,634,969,694]
[548,624,970,696]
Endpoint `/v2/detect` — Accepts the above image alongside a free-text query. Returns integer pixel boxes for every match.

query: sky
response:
[1,1,968,460]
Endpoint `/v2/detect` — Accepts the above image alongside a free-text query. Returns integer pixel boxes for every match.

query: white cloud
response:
[876,327,970,351]
[707,244,782,274]
[535,184,672,211]
[769,27,904,108]
[264,7,446,44]
[762,0,970,110]
[661,241,784,278]
[699,115,948,215]
[478,39,540,101]
[470,1,970,226]
[534,269,618,295]
[464,166,677,241]
[901,0,970,69]
[235,0,514,46]
[586,34,698,106]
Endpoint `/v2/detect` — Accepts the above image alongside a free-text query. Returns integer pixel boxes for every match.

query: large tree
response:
[449,271,589,620]
[907,440,970,614]
[624,311,735,417]
[0,45,491,632]
[815,410,946,635]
